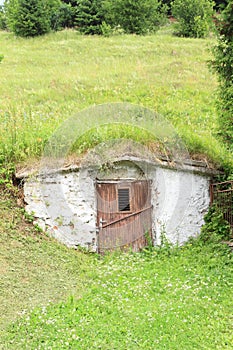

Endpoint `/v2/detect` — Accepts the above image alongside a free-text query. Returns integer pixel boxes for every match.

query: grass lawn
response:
[0,187,233,349]
[0,24,232,350]
[0,187,94,340]
[0,25,231,168]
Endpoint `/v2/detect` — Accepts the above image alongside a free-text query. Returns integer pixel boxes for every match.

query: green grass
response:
[0,187,94,339]
[0,25,233,350]
[1,188,233,350]
[0,26,232,169]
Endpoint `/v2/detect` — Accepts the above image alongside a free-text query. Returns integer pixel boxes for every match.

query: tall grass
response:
[0,26,231,168]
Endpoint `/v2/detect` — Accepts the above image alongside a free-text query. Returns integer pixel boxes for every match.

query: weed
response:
[199,203,232,243]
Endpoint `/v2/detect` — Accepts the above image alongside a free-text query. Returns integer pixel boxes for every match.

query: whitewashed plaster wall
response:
[24,169,97,250]
[152,167,210,245]
[24,160,211,251]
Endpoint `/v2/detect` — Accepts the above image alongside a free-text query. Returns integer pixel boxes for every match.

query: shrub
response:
[171,0,214,38]
[104,0,167,35]
[76,0,105,35]
[211,1,233,149]
[0,55,3,63]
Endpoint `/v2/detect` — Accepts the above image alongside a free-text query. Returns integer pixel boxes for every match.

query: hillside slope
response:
[0,26,231,168]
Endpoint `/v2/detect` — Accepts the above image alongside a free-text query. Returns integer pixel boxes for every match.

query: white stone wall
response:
[24,161,211,250]
[151,167,210,245]
[24,170,97,250]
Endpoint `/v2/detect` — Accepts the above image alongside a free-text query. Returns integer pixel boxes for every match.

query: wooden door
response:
[96,180,152,254]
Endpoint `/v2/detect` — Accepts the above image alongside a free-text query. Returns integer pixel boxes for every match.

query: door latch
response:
[99,217,107,228]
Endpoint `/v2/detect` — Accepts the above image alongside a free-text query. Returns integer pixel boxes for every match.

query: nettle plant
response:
[171,0,214,38]
[200,204,231,243]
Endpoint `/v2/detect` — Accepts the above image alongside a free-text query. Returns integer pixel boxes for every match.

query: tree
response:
[4,0,19,31]
[211,1,233,148]
[0,5,7,29]
[76,0,104,35]
[6,0,51,37]
[5,0,69,36]
[214,0,228,10]
[104,0,167,35]
[171,0,214,38]
[49,0,75,30]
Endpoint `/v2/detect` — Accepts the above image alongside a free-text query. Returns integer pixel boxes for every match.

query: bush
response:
[76,0,105,35]
[211,1,233,148]
[104,0,167,35]
[0,55,3,63]
[171,0,214,38]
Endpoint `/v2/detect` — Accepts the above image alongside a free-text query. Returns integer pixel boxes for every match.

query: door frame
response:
[95,178,153,253]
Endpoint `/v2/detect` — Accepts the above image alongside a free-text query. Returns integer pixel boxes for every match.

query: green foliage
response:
[0,162,14,185]
[4,0,19,32]
[104,0,167,35]
[0,5,7,29]
[171,0,214,38]
[50,1,76,31]
[211,1,233,148]
[200,204,231,243]
[0,54,3,63]
[6,0,51,37]
[76,0,105,35]
[214,0,228,10]
[161,0,173,13]
[4,0,69,36]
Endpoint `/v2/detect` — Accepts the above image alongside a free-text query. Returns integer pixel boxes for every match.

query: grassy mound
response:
[0,26,232,169]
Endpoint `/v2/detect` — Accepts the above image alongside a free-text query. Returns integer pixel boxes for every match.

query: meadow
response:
[0,25,233,349]
[0,187,233,349]
[0,25,232,169]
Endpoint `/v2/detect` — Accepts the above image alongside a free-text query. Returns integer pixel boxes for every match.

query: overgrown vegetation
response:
[0,27,232,170]
[211,0,233,150]
[171,0,214,38]
[0,2,232,348]
[1,204,232,349]
[2,0,230,38]
[4,0,76,36]
[199,203,232,243]
[103,0,167,35]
